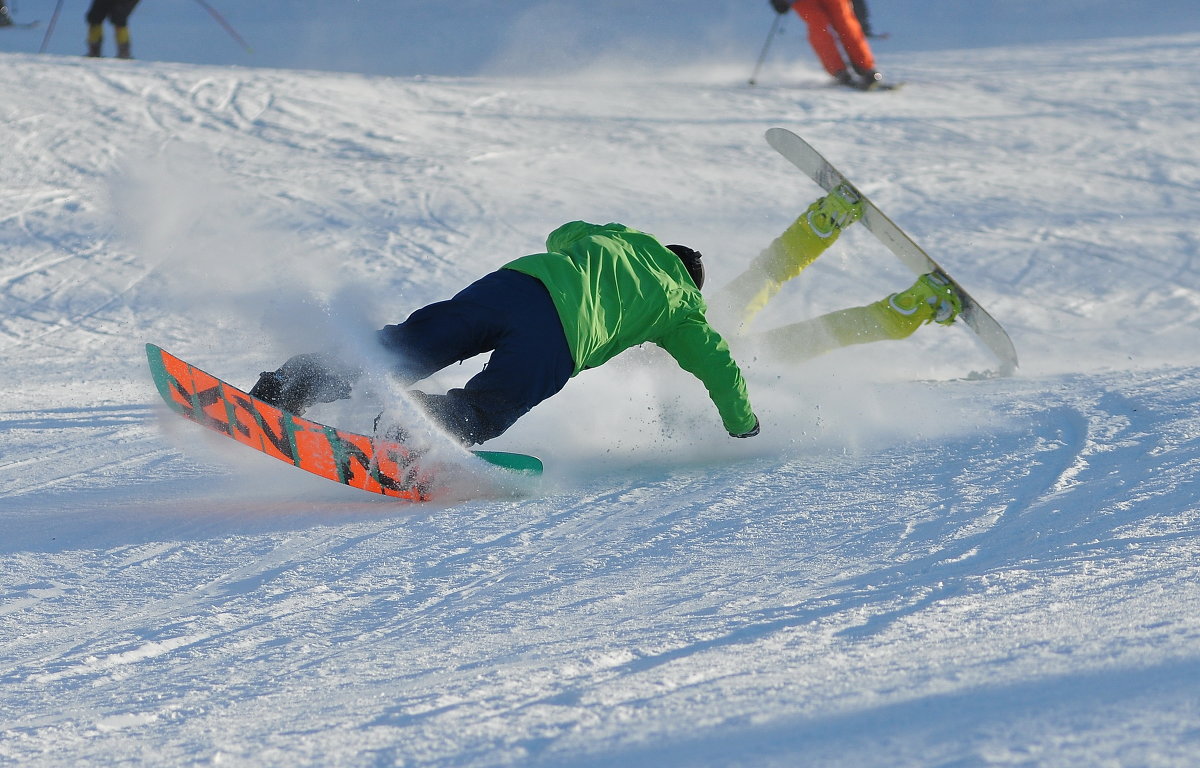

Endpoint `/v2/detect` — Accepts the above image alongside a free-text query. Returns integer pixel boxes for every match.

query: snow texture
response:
[3,1,1200,765]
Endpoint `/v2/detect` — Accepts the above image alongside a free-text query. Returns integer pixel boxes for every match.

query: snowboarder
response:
[85,0,139,59]
[769,0,889,89]
[711,185,962,362]
[250,221,761,447]
[0,4,13,26]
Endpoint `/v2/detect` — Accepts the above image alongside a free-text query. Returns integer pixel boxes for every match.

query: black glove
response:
[770,0,791,14]
[249,352,360,416]
[730,417,760,438]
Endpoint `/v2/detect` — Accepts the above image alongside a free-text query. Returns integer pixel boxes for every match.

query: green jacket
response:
[504,221,756,435]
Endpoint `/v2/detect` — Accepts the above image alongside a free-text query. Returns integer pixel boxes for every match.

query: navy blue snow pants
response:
[86,0,139,26]
[376,269,575,445]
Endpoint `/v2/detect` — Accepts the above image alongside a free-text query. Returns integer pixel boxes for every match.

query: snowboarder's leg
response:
[376,299,501,385]
[394,270,574,445]
[250,270,572,442]
[712,184,862,332]
[408,329,573,446]
[755,272,963,362]
[249,279,504,418]
[248,287,496,418]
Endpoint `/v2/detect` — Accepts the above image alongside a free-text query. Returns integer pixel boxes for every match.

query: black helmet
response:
[666,244,704,290]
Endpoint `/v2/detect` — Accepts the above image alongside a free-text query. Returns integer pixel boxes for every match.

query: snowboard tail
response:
[765,127,1018,375]
[146,344,541,501]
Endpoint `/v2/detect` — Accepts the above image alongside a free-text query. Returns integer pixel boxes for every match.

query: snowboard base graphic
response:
[146,344,541,502]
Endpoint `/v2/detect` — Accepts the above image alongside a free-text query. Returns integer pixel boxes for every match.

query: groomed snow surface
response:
[3,2,1200,766]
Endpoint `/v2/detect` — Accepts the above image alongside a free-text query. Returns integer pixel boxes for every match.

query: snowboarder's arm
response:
[657,317,759,437]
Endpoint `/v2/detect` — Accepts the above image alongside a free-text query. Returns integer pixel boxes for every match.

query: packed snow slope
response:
[3,5,1200,767]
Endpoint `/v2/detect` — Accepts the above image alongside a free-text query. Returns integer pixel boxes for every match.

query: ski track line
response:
[0,409,165,498]
[840,375,1200,641]
[0,247,83,289]
[786,391,1088,641]
[3,529,353,681]
[0,189,76,230]
[0,240,152,352]
[0,444,175,500]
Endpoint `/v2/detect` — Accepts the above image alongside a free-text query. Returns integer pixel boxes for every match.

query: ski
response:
[858,80,903,92]
[145,344,542,502]
[835,78,904,92]
[765,127,1018,375]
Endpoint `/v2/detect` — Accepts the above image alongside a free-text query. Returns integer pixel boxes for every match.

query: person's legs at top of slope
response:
[85,0,139,58]
[789,0,884,88]
[791,0,852,85]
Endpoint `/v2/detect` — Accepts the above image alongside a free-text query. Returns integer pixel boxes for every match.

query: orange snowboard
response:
[146,344,540,501]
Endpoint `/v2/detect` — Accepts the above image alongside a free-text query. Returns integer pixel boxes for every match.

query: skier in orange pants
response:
[770,0,888,90]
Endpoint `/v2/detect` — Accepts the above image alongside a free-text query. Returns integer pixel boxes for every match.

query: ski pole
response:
[38,0,64,53]
[748,13,785,86]
[191,0,253,54]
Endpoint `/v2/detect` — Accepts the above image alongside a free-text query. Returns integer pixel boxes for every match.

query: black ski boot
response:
[86,23,102,57]
[855,68,885,90]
